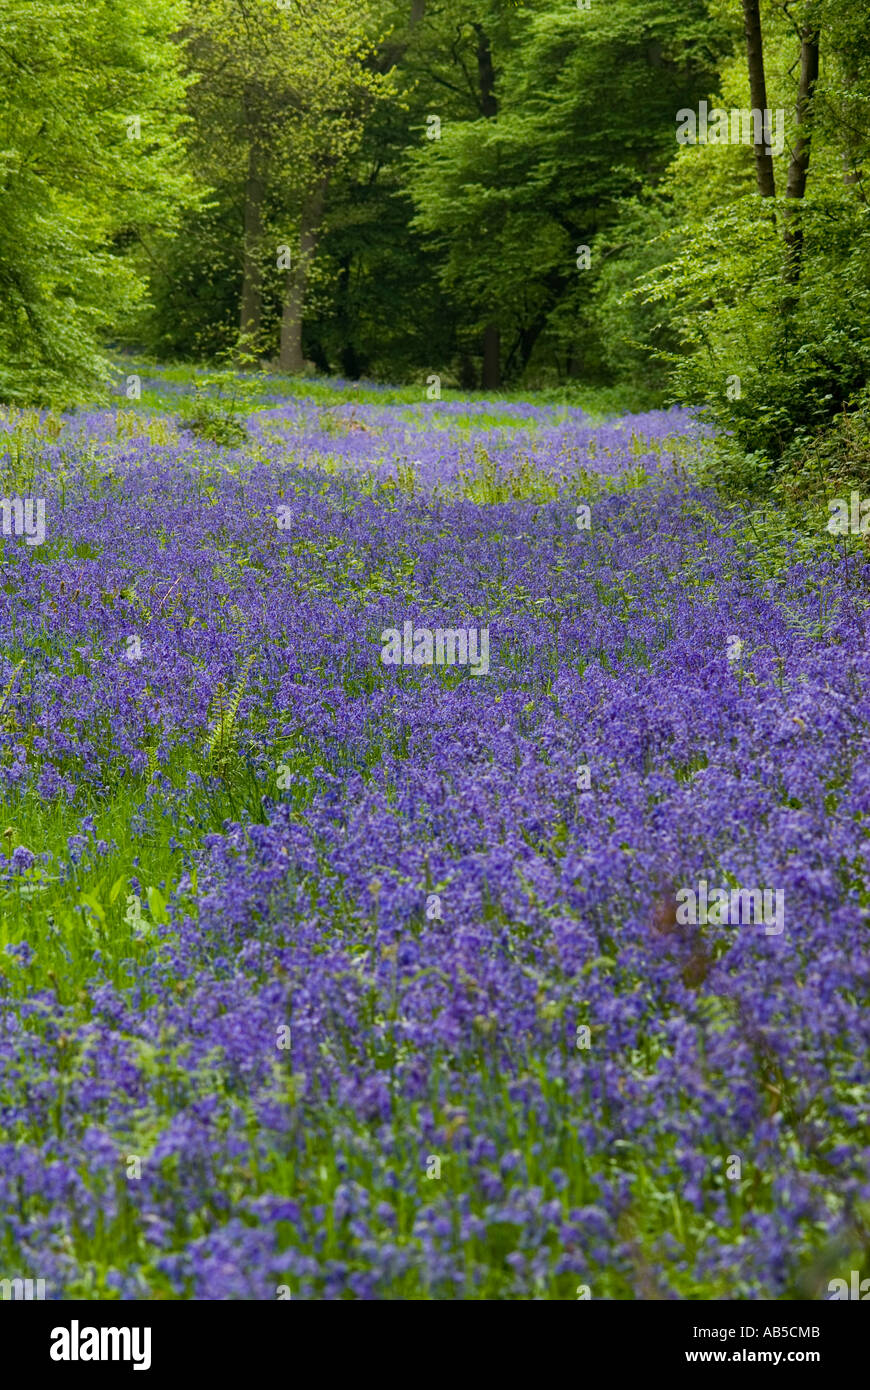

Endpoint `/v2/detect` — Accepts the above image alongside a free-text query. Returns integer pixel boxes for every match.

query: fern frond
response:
[146,744,160,784]
[0,660,25,728]
[205,654,254,760]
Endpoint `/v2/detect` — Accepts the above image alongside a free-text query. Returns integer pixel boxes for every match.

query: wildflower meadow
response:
[0,371,867,1308]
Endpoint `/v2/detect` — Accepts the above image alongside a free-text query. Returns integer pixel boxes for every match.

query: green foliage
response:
[626,0,870,490]
[0,0,193,405]
[5,0,870,481]
[131,199,245,362]
[180,378,250,446]
[638,191,870,475]
[772,388,870,510]
[205,653,255,764]
[179,0,395,369]
[176,343,272,444]
[404,0,724,386]
[572,196,684,390]
[132,0,725,388]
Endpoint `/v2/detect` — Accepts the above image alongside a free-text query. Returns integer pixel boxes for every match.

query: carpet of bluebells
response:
[0,371,868,1300]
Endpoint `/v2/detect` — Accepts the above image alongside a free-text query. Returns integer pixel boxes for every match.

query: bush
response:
[772,387,870,509]
[176,362,261,448]
[639,194,870,495]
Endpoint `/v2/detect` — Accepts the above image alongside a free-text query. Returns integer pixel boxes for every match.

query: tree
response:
[407,0,722,388]
[183,0,393,370]
[783,18,820,281]
[634,0,870,471]
[0,0,192,403]
[741,0,777,198]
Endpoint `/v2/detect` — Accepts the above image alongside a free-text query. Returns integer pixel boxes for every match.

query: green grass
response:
[109,357,666,419]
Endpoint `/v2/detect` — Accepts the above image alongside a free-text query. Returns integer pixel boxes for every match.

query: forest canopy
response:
[1,0,869,479]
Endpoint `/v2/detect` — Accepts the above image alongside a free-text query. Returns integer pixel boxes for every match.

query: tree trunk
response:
[482,324,501,391]
[840,51,865,197]
[741,0,776,200]
[784,28,820,282]
[239,140,266,341]
[518,319,545,376]
[377,1,427,73]
[505,318,546,379]
[474,24,498,119]
[843,152,865,194]
[279,176,329,374]
[474,25,499,389]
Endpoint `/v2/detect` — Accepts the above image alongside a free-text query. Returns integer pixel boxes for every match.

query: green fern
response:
[205,654,255,763]
[145,743,161,784]
[121,586,153,626]
[0,659,25,730]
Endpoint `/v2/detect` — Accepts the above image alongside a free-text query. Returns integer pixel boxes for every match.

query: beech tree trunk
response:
[784,28,821,282]
[741,0,776,200]
[482,324,501,391]
[239,140,266,341]
[474,24,498,119]
[840,53,865,197]
[474,24,500,388]
[279,176,329,374]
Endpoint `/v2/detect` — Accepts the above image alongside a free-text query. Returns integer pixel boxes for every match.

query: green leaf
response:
[79,892,106,925]
[147,885,169,925]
